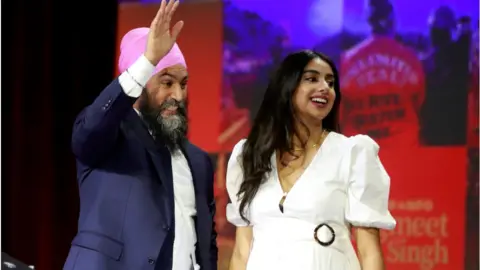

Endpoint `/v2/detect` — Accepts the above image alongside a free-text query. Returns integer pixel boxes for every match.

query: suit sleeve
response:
[206,154,218,269]
[71,55,155,166]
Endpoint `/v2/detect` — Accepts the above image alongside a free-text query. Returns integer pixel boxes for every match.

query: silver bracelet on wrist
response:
[125,68,145,89]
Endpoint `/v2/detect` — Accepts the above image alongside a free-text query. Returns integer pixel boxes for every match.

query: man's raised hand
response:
[144,0,184,65]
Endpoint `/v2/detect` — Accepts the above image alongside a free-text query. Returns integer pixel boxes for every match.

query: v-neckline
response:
[273,132,333,198]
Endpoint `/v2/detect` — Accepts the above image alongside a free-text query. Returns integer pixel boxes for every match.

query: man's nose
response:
[170,85,184,101]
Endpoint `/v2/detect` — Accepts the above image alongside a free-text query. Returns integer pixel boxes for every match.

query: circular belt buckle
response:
[313,223,335,247]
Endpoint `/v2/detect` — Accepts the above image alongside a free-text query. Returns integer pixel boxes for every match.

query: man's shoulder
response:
[73,78,124,121]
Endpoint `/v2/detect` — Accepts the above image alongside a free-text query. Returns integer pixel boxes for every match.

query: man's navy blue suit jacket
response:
[64,79,218,270]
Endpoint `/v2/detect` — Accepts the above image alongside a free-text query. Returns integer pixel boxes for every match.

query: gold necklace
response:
[279,130,327,213]
[293,129,327,151]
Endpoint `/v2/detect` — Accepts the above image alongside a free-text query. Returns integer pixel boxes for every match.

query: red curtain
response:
[3,1,118,269]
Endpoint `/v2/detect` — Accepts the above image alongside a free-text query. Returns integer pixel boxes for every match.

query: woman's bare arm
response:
[356,227,385,270]
[229,226,253,270]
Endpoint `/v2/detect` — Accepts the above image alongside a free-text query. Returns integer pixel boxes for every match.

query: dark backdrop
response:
[2,1,119,269]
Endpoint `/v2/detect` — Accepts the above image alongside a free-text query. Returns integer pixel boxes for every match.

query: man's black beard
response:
[139,97,188,152]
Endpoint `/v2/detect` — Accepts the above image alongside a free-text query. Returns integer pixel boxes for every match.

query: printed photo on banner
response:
[340,0,477,149]
[340,1,478,270]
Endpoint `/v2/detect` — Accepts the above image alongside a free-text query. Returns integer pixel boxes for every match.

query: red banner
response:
[380,146,466,270]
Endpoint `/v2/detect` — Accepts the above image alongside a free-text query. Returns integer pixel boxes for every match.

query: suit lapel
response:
[182,142,212,268]
[181,142,202,199]
[123,110,174,226]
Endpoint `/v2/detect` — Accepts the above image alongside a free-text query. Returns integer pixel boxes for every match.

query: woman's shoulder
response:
[330,132,378,147]
[328,132,380,155]
[231,139,247,157]
[227,139,247,169]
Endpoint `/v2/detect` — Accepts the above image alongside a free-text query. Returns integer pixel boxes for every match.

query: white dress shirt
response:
[119,55,199,270]
[171,151,198,270]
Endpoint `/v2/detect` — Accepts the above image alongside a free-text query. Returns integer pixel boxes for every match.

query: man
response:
[64,1,217,269]
[420,6,472,146]
[340,0,425,148]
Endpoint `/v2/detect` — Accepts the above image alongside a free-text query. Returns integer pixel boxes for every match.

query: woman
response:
[226,50,396,269]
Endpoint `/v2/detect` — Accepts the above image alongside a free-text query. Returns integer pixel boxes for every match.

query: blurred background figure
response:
[465,19,479,270]
[420,6,472,146]
[340,0,425,148]
[219,42,250,152]
[220,2,291,151]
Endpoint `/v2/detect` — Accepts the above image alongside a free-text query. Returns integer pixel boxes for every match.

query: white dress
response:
[226,132,396,270]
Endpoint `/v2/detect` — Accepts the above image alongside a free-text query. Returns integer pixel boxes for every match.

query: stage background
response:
[2,0,478,270]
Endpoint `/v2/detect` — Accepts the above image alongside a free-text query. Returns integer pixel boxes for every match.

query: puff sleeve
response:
[225,139,250,227]
[344,135,396,230]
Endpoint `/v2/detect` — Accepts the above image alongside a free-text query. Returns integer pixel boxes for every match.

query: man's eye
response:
[162,81,173,87]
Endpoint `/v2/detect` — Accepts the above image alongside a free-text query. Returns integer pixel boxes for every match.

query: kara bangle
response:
[125,68,145,89]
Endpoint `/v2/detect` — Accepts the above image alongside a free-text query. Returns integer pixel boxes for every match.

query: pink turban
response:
[118,27,187,74]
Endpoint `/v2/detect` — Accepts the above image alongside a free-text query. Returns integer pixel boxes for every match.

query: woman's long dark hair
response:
[237,50,341,224]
